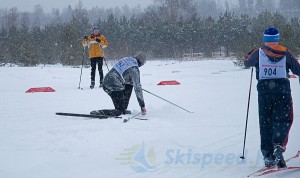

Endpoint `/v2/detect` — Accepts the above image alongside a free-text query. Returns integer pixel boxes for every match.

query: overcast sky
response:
[1,0,154,12]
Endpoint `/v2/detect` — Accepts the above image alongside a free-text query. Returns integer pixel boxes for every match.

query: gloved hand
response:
[141,107,147,115]
[95,38,101,43]
[84,36,88,40]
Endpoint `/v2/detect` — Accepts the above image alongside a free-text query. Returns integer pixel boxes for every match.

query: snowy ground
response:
[0,59,299,178]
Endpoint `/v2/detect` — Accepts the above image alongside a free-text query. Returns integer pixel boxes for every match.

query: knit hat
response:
[264,27,280,42]
[134,52,147,66]
[93,25,100,30]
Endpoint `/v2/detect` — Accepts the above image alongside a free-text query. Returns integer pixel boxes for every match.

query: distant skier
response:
[91,52,147,116]
[82,25,108,89]
[244,27,300,168]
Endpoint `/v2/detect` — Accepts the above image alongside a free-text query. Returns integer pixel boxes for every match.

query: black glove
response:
[95,38,101,43]
[84,36,88,40]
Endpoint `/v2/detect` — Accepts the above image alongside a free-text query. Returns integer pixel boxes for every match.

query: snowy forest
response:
[0,0,300,66]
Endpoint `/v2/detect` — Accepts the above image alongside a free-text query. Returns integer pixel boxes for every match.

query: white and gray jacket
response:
[102,57,145,107]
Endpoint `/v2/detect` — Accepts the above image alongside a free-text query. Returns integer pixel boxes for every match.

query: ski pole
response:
[142,88,194,113]
[78,47,85,89]
[97,43,110,72]
[123,112,142,123]
[240,67,254,159]
[103,57,110,71]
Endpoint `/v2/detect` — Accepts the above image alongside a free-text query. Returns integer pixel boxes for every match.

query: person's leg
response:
[91,90,124,116]
[109,90,126,116]
[90,58,97,88]
[272,94,293,168]
[97,57,104,86]
[258,94,275,164]
[92,109,122,116]
[283,96,294,147]
[272,94,293,148]
[123,84,133,111]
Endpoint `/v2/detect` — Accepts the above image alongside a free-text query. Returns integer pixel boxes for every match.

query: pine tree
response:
[0,29,8,64]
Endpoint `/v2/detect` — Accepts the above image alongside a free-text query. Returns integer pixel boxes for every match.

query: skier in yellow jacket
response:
[82,26,108,89]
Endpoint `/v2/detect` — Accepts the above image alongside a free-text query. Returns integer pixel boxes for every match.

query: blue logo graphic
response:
[116,143,157,173]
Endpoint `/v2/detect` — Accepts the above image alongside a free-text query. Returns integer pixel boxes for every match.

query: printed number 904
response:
[264,68,277,76]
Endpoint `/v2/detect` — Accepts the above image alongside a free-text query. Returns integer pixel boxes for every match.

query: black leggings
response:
[258,94,293,158]
[90,57,103,82]
[110,84,133,111]
[101,84,133,116]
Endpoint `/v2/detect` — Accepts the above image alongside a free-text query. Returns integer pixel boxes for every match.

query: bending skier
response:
[244,27,300,168]
[91,52,147,116]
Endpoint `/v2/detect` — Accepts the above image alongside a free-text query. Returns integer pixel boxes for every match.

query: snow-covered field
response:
[0,59,299,178]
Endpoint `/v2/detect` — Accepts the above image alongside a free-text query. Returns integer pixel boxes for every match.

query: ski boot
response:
[90,81,95,89]
[122,110,132,115]
[264,156,276,167]
[90,110,105,115]
[274,145,287,168]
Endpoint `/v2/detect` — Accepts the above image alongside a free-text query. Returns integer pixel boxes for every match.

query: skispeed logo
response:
[164,148,246,168]
[115,143,158,173]
[116,143,267,173]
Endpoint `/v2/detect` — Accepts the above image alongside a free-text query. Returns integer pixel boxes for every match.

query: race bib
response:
[259,48,287,80]
[114,57,139,76]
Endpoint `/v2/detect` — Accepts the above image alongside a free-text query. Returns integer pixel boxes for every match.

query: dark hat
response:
[134,52,147,66]
[264,27,279,42]
[93,25,100,30]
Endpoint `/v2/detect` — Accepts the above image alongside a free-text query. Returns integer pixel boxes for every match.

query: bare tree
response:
[196,0,219,17]
[154,0,197,21]
[49,8,62,25]
[1,8,19,30]
[32,5,45,28]
[20,12,30,30]
[61,5,73,23]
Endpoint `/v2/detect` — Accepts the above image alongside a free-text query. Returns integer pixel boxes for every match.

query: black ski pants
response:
[258,93,293,158]
[90,57,103,82]
[101,84,133,116]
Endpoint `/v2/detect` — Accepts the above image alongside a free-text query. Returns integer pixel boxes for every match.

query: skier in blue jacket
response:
[244,27,300,168]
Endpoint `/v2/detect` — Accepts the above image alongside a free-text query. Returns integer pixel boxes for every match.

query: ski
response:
[256,166,300,176]
[135,117,148,121]
[247,150,300,177]
[56,112,121,119]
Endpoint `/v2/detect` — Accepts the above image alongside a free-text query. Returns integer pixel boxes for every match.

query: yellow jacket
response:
[82,34,108,59]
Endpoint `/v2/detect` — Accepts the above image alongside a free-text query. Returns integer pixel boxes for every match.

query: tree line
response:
[0,0,299,66]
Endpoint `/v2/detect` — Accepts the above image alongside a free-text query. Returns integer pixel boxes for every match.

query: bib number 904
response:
[264,68,277,76]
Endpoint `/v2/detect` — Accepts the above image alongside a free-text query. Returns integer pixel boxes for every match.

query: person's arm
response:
[286,50,300,77]
[244,48,259,68]
[96,35,108,48]
[82,36,89,47]
[131,68,146,114]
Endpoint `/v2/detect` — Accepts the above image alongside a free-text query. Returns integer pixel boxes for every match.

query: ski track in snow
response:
[0,59,299,178]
